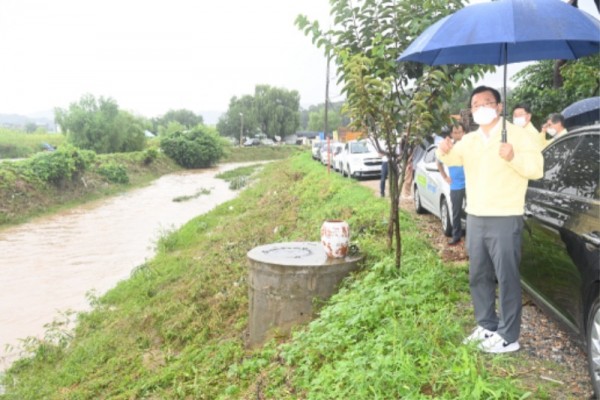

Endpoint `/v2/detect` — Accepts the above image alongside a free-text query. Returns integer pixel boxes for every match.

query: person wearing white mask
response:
[512,103,544,149]
[437,86,543,354]
[541,113,568,147]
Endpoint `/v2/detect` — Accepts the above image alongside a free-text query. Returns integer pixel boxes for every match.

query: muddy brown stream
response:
[0,162,262,371]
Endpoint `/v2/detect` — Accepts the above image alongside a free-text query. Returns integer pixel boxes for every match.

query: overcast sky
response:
[0,0,598,122]
[0,0,335,120]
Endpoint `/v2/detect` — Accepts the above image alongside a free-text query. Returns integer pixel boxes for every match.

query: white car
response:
[338,140,383,179]
[311,141,324,160]
[320,142,343,167]
[413,144,465,236]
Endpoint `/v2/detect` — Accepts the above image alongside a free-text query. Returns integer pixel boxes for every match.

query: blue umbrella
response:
[561,96,600,129]
[397,0,600,142]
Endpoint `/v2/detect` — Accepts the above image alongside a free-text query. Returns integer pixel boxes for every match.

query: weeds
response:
[172,187,212,202]
[0,153,556,399]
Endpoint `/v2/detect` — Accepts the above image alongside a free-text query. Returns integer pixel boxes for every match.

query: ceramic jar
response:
[320,219,349,258]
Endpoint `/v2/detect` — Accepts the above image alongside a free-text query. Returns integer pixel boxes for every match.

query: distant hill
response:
[0,111,56,132]
[0,110,223,132]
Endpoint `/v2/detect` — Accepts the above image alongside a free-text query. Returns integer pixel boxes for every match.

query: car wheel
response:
[414,186,426,214]
[587,294,600,397]
[440,198,452,237]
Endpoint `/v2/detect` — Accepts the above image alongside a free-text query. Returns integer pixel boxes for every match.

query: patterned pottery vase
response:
[320,219,350,258]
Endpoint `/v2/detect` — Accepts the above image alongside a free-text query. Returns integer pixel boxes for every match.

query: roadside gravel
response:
[359,179,595,399]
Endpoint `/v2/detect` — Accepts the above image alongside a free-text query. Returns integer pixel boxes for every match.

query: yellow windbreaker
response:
[436,119,543,217]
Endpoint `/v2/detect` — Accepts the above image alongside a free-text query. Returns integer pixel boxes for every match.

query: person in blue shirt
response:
[436,122,467,245]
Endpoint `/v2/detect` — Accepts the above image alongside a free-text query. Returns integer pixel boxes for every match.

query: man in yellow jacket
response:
[512,103,545,149]
[437,86,543,354]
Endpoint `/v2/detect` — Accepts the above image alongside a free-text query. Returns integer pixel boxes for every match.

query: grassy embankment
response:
[0,139,300,227]
[0,152,568,399]
[0,129,66,159]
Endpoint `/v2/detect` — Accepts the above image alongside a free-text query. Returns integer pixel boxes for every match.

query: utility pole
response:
[324,50,330,142]
[239,113,244,146]
[325,50,331,172]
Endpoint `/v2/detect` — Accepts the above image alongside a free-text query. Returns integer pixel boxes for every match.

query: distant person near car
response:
[436,122,467,246]
[512,103,544,148]
[437,85,543,354]
[541,113,568,146]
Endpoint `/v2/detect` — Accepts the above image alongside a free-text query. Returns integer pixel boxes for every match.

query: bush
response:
[159,125,224,168]
[142,148,158,165]
[97,161,129,184]
[28,145,95,185]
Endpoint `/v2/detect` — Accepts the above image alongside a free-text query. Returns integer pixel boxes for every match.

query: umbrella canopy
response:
[561,96,600,129]
[397,0,600,141]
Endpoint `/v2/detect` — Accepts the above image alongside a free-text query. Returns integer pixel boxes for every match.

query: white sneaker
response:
[463,326,495,345]
[478,333,520,353]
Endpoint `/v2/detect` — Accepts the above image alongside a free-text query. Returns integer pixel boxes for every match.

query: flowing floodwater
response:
[0,162,261,371]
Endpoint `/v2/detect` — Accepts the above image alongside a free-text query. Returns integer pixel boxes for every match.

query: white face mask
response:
[513,116,526,127]
[472,107,497,126]
[546,127,557,137]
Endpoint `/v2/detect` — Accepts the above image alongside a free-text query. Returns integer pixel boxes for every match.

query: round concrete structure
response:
[247,241,363,347]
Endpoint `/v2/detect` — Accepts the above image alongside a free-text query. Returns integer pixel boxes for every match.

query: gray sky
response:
[0,0,334,119]
[0,0,598,121]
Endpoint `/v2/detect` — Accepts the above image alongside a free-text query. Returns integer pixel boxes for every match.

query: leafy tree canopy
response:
[152,109,204,136]
[217,85,300,140]
[297,0,493,267]
[55,94,146,154]
[508,54,600,129]
[160,125,225,168]
[301,101,350,133]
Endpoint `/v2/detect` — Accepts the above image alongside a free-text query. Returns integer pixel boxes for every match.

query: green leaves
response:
[509,55,600,129]
[29,144,95,185]
[160,125,225,168]
[55,94,147,154]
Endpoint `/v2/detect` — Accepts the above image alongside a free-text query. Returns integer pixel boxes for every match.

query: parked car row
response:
[244,137,276,146]
[312,139,383,179]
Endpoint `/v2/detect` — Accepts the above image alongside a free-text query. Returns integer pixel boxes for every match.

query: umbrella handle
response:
[501,47,508,143]
[501,110,507,143]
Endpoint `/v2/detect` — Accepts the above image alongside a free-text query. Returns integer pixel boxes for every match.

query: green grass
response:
[0,153,559,399]
[0,129,66,159]
[221,145,303,163]
[172,188,212,202]
[0,150,181,227]
[216,163,264,190]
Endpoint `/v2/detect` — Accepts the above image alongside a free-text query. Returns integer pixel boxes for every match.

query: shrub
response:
[142,148,158,165]
[159,125,224,168]
[28,145,95,185]
[97,161,129,184]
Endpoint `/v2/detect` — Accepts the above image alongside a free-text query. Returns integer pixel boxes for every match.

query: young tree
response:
[55,94,146,154]
[297,0,491,268]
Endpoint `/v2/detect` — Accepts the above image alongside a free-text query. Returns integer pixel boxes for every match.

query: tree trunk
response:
[553,60,566,88]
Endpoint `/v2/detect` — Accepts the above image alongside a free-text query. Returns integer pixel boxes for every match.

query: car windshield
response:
[350,142,370,154]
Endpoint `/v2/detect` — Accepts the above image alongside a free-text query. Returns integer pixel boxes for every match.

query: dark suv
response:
[520,124,599,396]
